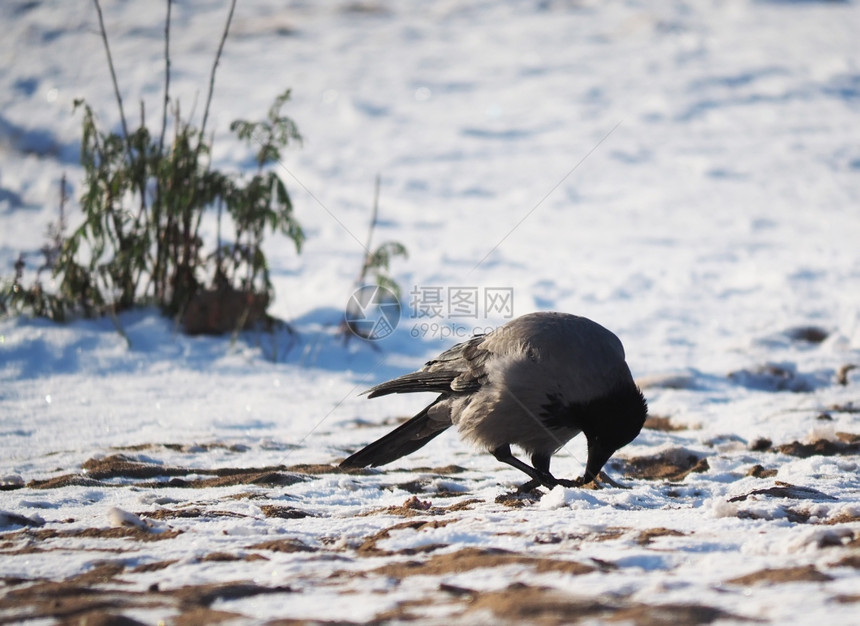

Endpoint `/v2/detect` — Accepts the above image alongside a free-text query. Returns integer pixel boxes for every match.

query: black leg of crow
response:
[492,445,558,490]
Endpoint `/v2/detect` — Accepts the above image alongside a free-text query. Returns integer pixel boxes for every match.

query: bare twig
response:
[158,0,172,156]
[198,0,237,146]
[39,175,68,276]
[358,174,382,285]
[92,0,131,150]
[339,175,383,344]
[58,173,67,234]
[148,0,172,305]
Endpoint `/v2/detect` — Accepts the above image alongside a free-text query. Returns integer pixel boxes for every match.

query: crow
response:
[340,312,647,490]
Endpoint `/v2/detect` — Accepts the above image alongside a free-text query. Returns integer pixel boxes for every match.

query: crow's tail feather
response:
[365,371,460,398]
[339,404,450,468]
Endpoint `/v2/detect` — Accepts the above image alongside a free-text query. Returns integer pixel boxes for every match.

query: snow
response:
[2,0,860,624]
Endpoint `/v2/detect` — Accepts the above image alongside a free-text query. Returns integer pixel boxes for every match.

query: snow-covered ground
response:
[2,1,859,624]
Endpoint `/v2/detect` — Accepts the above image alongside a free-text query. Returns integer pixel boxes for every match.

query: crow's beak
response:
[582,438,614,485]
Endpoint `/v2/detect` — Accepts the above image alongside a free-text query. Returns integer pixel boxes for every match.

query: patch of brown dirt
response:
[828,402,860,414]
[830,554,860,569]
[67,611,150,625]
[728,482,836,502]
[144,507,245,520]
[172,607,244,625]
[443,498,483,512]
[746,464,778,478]
[113,442,250,454]
[247,538,317,553]
[368,547,595,579]
[726,565,832,586]
[835,431,860,444]
[169,581,294,610]
[750,438,772,451]
[636,528,686,546]
[356,519,453,555]
[81,455,189,480]
[533,527,628,549]
[462,584,738,625]
[199,552,268,563]
[834,594,860,604]
[0,566,293,625]
[643,416,687,431]
[260,504,315,519]
[406,465,469,475]
[13,526,182,543]
[532,532,563,545]
[822,511,860,525]
[1,575,43,586]
[371,595,451,624]
[736,507,812,524]
[223,491,269,501]
[71,561,130,586]
[785,326,829,343]
[0,511,45,528]
[494,492,537,508]
[285,463,345,475]
[465,583,609,623]
[129,560,178,573]
[26,455,308,490]
[0,542,48,556]
[0,572,153,624]
[797,528,858,548]
[359,496,480,518]
[389,478,467,497]
[392,479,427,494]
[625,448,709,481]
[359,502,435,518]
[776,439,860,458]
[26,475,105,489]
[178,471,304,488]
[576,527,629,543]
[385,495,434,516]
[606,603,745,625]
[28,470,304,490]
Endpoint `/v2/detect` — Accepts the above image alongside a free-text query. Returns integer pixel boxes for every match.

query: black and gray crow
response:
[340,312,647,490]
